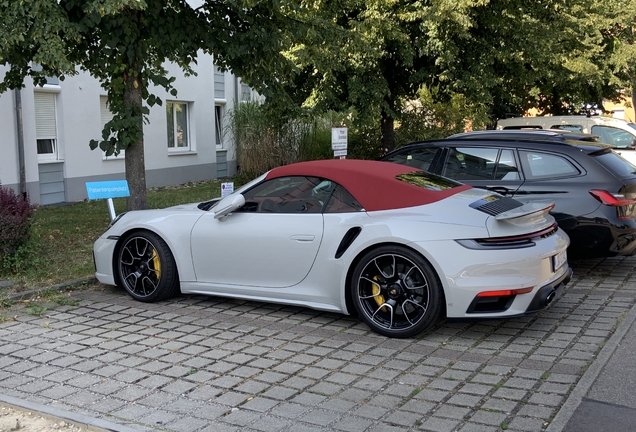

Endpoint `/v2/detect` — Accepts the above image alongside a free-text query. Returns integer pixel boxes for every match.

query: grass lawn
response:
[3,179,227,292]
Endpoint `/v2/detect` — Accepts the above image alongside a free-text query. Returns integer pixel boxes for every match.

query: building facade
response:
[0,55,255,205]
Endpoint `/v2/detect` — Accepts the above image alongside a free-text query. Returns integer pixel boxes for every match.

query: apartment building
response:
[0,55,255,205]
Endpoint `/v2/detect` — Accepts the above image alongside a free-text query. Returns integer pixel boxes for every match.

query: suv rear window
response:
[593,151,636,178]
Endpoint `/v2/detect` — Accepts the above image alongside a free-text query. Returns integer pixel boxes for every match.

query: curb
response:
[5,277,97,301]
[0,394,139,432]
[546,301,636,432]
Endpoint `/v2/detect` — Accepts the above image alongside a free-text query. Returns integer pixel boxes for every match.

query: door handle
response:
[290,235,315,242]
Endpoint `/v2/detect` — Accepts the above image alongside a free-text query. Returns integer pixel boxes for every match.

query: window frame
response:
[215,103,225,149]
[166,100,192,152]
[518,150,581,180]
[34,89,60,163]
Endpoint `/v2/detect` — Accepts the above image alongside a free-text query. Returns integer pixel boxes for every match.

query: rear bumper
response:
[565,212,636,258]
[449,267,572,322]
[524,266,572,313]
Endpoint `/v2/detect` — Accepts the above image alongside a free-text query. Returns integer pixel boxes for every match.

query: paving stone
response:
[420,416,461,432]
[330,414,375,431]
[469,409,507,426]
[299,408,339,426]
[249,414,292,431]
[165,416,210,432]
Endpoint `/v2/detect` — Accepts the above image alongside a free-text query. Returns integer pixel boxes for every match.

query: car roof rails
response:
[447,129,600,143]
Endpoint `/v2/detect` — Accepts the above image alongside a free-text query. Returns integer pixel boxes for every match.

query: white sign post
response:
[331,127,348,158]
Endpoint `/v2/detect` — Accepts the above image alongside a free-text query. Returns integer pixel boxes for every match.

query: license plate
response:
[552,250,567,272]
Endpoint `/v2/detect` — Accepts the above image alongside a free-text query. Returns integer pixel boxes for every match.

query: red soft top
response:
[265,159,472,211]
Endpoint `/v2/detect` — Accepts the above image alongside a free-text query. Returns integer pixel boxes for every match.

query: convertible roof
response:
[265,159,472,211]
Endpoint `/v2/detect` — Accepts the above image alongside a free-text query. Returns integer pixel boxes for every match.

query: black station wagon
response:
[381,130,636,258]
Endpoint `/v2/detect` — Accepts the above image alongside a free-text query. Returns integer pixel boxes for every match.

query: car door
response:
[190,176,324,288]
[441,146,524,197]
[512,150,600,227]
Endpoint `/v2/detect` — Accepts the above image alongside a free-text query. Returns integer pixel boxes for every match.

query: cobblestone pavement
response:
[1,256,635,432]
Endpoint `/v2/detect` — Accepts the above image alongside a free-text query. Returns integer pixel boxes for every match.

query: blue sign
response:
[86,180,130,200]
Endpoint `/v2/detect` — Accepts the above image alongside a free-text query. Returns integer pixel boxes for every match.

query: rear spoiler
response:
[495,201,555,226]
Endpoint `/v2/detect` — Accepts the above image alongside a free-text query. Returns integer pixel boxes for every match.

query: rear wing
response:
[495,201,555,227]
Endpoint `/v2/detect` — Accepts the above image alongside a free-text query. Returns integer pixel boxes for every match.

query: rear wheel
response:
[351,245,443,338]
[116,231,179,302]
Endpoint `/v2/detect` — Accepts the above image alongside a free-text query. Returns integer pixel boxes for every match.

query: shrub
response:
[0,185,36,273]
[228,101,334,177]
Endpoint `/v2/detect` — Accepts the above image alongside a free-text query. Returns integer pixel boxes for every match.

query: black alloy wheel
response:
[351,245,443,338]
[117,231,179,302]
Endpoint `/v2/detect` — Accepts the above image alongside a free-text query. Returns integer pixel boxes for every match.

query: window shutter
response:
[34,92,56,139]
[214,66,225,99]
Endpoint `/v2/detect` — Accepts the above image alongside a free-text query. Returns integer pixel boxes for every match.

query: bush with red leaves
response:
[0,185,35,267]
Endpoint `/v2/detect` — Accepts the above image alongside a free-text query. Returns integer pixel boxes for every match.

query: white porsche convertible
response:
[94,159,571,338]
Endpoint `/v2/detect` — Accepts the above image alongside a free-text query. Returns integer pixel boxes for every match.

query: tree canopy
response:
[2,0,634,204]
[270,0,634,151]
[0,0,297,209]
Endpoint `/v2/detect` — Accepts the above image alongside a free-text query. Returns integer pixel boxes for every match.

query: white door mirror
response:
[213,194,246,219]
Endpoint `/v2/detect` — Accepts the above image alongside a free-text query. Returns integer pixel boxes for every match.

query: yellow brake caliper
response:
[151,250,161,280]
[372,276,387,311]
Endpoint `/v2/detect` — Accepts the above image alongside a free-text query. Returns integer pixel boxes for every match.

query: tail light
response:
[456,223,559,249]
[589,190,636,219]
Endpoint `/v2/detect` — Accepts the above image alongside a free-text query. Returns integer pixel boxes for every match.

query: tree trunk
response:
[124,71,148,211]
[381,110,395,153]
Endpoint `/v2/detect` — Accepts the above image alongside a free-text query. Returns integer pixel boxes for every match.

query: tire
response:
[116,231,179,302]
[351,245,444,338]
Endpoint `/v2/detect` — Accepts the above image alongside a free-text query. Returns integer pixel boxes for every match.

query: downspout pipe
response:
[14,88,27,198]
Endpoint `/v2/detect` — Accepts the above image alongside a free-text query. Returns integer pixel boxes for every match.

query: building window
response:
[215,104,224,148]
[241,83,252,101]
[214,65,225,100]
[34,92,58,161]
[166,101,190,150]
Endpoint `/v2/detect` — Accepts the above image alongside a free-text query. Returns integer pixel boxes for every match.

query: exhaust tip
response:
[544,289,556,306]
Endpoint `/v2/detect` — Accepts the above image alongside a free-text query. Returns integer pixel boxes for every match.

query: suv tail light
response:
[589,190,636,219]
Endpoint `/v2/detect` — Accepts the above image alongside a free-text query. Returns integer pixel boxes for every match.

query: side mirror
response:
[631,137,636,149]
[213,194,246,219]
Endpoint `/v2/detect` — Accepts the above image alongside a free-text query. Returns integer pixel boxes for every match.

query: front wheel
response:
[116,231,179,302]
[351,246,444,338]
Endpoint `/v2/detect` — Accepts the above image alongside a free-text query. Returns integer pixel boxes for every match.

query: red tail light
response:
[477,223,559,245]
[589,190,636,219]
[477,287,533,297]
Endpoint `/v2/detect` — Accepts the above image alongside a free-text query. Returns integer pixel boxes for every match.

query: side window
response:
[519,151,580,179]
[550,124,583,132]
[242,176,325,214]
[324,184,363,213]
[591,125,635,148]
[495,149,520,180]
[445,147,498,180]
[383,147,440,171]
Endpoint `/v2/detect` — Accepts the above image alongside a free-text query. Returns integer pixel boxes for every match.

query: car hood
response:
[165,202,206,211]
